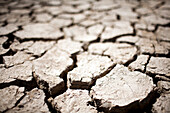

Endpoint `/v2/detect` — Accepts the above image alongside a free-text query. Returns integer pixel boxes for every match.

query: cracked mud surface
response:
[0,0,170,113]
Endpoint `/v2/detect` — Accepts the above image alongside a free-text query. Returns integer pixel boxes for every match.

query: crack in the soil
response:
[2,92,27,113]
[144,55,151,73]
[103,33,135,43]
[0,0,170,112]
[0,78,37,91]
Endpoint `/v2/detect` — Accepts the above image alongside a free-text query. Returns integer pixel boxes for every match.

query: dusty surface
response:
[90,64,155,113]
[0,0,170,113]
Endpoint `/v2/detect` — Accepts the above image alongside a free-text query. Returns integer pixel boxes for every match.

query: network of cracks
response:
[0,0,170,113]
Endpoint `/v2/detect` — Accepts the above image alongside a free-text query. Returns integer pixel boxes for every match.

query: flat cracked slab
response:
[116,36,139,44]
[92,1,119,11]
[52,89,97,113]
[25,41,55,56]
[88,43,137,64]
[3,51,33,67]
[0,61,33,84]
[10,40,34,52]
[35,13,52,22]
[0,86,24,112]
[0,24,18,35]
[67,52,114,89]
[156,27,170,42]
[50,18,72,28]
[146,57,170,77]
[87,24,104,36]
[74,34,98,43]
[0,36,9,55]
[90,64,155,113]
[6,88,50,113]
[33,46,74,95]
[56,38,83,55]
[129,55,149,72]
[101,21,133,41]
[152,93,170,113]
[14,23,63,40]
[136,38,169,55]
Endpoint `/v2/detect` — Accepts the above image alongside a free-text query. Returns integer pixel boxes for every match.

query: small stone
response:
[156,27,170,42]
[25,41,55,56]
[146,57,170,77]
[57,38,83,55]
[0,61,33,84]
[67,52,114,89]
[6,88,50,113]
[0,36,9,55]
[14,23,63,40]
[35,13,52,22]
[0,86,25,112]
[88,43,137,64]
[3,51,33,67]
[33,46,73,95]
[52,89,97,113]
[90,64,155,113]
[152,93,170,113]
[0,24,18,35]
[129,55,149,72]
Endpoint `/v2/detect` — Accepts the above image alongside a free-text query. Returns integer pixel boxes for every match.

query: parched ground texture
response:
[0,0,170,113]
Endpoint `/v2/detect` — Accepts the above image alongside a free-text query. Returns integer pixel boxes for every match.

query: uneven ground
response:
[0,0,170,113]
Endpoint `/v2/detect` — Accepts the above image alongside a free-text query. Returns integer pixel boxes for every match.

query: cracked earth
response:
[0,0,170,113]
